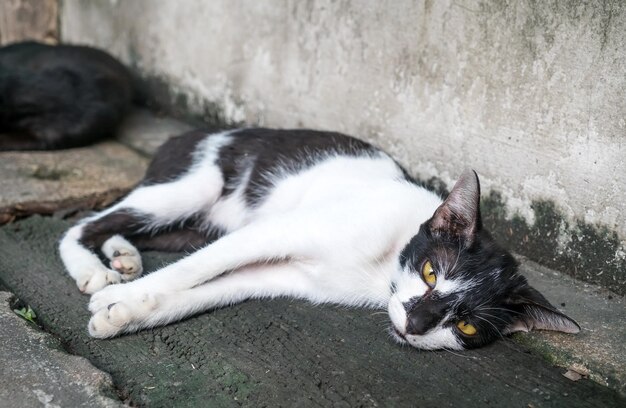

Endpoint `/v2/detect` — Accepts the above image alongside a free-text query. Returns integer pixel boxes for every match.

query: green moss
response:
[482,191,626,296]
[216,367,253,401]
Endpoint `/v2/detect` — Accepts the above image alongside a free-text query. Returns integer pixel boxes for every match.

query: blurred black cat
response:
[0,41,137,151]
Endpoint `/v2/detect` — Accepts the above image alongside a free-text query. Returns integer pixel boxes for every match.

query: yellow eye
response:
[457,320,477,336]
[422,260,436,286]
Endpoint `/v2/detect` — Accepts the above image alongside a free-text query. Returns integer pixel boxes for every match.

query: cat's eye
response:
[457,320,477,336]
[421,260,436,287]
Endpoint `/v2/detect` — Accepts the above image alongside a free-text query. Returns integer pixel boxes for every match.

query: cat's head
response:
[388,170,580,350]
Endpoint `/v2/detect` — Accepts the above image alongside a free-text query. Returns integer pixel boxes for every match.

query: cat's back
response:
[132,128,443,252]
[234,128,411,206]
[146,128,432,229]
[149,128,414,198]
[219,128,393,194]
[215,129,439,248]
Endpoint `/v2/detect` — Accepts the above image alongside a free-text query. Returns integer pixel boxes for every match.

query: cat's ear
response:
[504,285,581,334]
[429,169,482,244]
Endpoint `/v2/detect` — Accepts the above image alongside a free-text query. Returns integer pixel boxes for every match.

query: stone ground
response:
[0,142,147,224]
[0,292,122,408]
[0,110,624,407]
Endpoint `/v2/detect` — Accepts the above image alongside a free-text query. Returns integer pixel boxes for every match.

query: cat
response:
[59,128,580,350]
[0,41,136,151]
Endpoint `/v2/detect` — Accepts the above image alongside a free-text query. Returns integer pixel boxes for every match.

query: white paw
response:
[89,284,127,313]
[77,267,121,294]
[89,302,131,338]
[88,293,161,338]
[102,236,143,280]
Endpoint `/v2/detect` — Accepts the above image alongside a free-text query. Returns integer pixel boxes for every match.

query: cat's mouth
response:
[393,327,405,339]
[390,326,407,343]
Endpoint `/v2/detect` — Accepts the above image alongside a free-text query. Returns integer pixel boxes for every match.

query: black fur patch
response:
[142,130,214,185]
[80,208,219,254]
[79,209,148,251]
[130,228,218,253]
[216,128,382,205]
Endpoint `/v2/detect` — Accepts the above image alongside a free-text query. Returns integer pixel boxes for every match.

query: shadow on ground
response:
[0,216,624,407]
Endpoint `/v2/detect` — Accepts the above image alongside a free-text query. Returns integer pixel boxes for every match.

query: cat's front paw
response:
[77,267,121,294]
[88,293,161,338]
[89,284,127,313]
[89,302,132,338]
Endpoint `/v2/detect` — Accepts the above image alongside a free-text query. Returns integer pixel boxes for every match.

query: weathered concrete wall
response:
[60,0,625,293]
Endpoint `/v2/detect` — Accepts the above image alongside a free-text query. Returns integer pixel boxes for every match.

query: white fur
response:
[59,225,121,294]
[208,166,252,231]
[60,130,460,348]
[405,326,463,350]
[91,132,232,229]
[101,235,142,278]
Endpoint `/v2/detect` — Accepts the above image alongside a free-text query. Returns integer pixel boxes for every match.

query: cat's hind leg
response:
[60,131,229,294]
[61,213,213,295]
[60,210,151,294]
[101,234,143,277]
[61,171,225,293]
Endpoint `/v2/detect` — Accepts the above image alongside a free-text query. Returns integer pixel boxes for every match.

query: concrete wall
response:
[60,0,625,293]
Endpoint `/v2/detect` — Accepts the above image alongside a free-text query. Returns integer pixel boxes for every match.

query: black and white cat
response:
[0,41,135,151]
[59,128,580,350]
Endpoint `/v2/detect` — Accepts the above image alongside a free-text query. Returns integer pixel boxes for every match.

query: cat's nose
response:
[404,297,448,335]
[406,313,436,335]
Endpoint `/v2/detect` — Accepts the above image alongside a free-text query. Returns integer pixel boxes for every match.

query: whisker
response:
[476,311,510,325]
[443,348,477,359]
[475,315,505,340]
[477,306,525,316]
